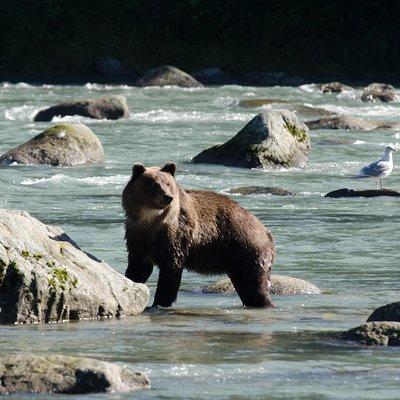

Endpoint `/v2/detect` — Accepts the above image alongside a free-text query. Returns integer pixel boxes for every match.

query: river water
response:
[0,82,399,399]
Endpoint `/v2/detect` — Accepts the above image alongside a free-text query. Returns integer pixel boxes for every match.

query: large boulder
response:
[34,95,129,121]
[136,65,203,87]
[341,322,400,346]
[192,109,310,169]
[361,83,396,102]
[0,123,104,166]
[0,209,149,324]
[367,302,400,322]
[305,116,378,131]
[202,275,321,295]
[320,82,352,93]
[0,355,149,394]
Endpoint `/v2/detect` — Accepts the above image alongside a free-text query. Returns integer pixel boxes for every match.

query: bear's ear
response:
[132,163,146,179]
[161,162,176,177]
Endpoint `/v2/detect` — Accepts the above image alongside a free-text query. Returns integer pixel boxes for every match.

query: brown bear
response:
[122,162,275,308]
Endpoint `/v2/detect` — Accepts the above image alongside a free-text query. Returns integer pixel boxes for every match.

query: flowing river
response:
[0,82,399,399]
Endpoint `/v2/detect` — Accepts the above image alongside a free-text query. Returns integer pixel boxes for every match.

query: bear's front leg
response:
[125,251,154,283]
[152,266,183,307]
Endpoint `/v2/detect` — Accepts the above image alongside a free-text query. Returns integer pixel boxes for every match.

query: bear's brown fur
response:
[122,162,275,308]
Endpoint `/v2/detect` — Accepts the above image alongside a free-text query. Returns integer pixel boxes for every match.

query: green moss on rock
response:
[285,121,308,142]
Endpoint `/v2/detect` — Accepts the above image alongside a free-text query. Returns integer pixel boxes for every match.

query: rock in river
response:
[305,116,378,131]
[320,82,352,93]
[341,322,400,346]
[0,355,149,394]
[136,65,203,87]
[361,83,396,102]
[228,186,295,196]
[325,188,400,198]
[367,302,400,322]
[0,209,149,324]
[0,123,104,166]
[34,95,129,121]
[192,109,310,169]
[202,275,321,295]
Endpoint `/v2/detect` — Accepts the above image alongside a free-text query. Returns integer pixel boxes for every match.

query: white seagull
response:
[355,146,396,189]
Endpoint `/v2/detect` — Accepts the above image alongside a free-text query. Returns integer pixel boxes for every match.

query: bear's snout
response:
[163,195,173,205]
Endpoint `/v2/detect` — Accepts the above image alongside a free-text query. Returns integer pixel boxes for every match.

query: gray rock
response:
[0,209,149,324]
[0,355,149,394]
[192,109,310,169]
[288,104,335,117]
[341,322,400,346]
[238,98,290,108]
[202,275,321,295]
[0,124,104,167]
[136,65,203,87]
[321,82,352,93]
[361,83,396,102]
[305,116,378,131]
[325,188,400,198]
[228,186,295,196]
[367,302,400,322]
[192,68,239,85]
[34,95,129,121]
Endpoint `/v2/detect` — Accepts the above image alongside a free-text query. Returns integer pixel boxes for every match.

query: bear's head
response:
[122,162,178,218]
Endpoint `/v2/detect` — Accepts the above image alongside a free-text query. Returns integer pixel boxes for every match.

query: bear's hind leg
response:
[228,267,273,308]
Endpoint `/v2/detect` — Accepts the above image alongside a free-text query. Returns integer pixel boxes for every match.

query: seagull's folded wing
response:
[358,160,390,177]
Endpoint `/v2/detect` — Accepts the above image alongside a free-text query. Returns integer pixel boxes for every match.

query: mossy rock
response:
[192,109,310,169]
[0,123,104,166]
[238,98,290,108]
[228,186,295,196]
[34,95,129,121]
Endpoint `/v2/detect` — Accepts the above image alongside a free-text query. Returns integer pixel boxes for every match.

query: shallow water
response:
[0,82,399,399]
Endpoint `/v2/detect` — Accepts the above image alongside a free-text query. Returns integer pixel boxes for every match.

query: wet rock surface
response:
[361,83,396,102]
[202,275,321,295]
[192,109,310,169]
[0,209,149,324]
[320,82,352,93]
[136,65,203,87]
[0,123,104,166]
[305,116,379,131]
[0,355,149,394]
[34,95,129,121]
[228,186,295,196]
[325,188,400,198]
[367,302,400,322]
[341,322,400,346]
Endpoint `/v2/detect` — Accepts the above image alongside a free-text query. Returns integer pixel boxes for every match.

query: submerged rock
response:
[34,95,129,121]
[192,68,239,85]
[136,65,203,87]
[192,109,310,169]
[0,355,149,394]
[367,302,400,322]
[361,83,396,102]
[202,275,321,295]
[305,116,378,131]
[228,186,295,196]
[238,98,290,108]
[341,322,400,346]
[320,82,352,93]
[0,209,149,324]
[289,104,335,117]
[325,188,400,198]
[0,124,104,166]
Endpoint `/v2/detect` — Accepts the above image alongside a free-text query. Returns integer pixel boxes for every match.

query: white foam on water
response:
[130,109,249,122]
[353,140,366,145]
[321,103,400,117]
[4,105,39,121]
[21,174,129,187]
[299,83,318,93]
[212,96,238,107]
